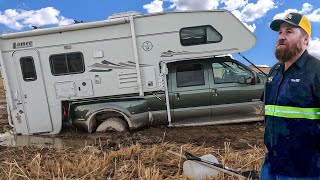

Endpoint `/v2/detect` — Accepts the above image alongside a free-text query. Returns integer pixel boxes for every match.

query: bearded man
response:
[260,12,320,179]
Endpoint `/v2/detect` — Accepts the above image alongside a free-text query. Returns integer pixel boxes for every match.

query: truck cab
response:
[164,56,264,126]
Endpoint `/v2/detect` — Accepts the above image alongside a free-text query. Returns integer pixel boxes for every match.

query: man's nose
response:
[278,32,286,40]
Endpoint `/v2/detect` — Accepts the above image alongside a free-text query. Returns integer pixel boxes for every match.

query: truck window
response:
[180,25,222,46]
[50,52,85,76]
[176,64,205,87]
[212,62,251,84]
[19,57,37,81]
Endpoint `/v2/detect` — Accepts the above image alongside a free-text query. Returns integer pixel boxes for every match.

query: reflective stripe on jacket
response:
[265,105,320,119]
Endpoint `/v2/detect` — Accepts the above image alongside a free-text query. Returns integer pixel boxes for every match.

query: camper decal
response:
[142,41,153,51]
[89,60,152,72]
[161,50,189,57]
[161,48,239,57]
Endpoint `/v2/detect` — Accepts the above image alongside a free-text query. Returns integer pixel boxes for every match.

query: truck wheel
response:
[96,117,128,132]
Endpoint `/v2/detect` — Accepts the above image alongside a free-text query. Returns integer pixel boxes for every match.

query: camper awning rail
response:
[0,18,129,40]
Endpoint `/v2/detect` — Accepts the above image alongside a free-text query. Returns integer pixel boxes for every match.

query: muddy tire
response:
[96,117,128,132]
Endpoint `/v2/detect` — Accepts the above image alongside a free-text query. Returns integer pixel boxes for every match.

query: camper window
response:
[50,52,85,75]
[180,25,222,46]
[176,64,205,87]
[19,57,37,81]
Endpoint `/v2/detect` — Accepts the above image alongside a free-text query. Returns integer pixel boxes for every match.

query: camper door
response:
[13,49,53,134]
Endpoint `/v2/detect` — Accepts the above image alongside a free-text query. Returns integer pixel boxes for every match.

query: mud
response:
[56,122,265,150]
[0,132,94,149]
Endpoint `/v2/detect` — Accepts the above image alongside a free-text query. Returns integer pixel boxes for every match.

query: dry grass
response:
[0,143,265,180]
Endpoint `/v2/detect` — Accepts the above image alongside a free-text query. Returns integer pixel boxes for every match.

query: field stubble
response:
[0,75,265,179]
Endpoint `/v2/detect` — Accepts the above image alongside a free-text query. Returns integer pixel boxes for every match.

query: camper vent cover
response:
[107,11,142,20]
[117,69,138,88]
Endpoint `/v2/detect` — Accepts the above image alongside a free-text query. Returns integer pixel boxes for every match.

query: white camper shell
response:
[0,10,256,135]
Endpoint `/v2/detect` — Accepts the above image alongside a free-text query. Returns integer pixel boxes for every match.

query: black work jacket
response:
[264,50,320,177]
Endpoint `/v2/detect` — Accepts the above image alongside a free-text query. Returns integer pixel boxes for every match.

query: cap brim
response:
[270,19,299,31]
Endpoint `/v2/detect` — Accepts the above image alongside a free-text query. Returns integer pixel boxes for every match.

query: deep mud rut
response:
[57,122,265,150]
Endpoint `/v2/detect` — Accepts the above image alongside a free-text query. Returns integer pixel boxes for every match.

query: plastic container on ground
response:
[183,154,219,180]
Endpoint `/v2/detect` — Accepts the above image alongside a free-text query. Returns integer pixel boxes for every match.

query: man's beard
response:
[275,40,303,63]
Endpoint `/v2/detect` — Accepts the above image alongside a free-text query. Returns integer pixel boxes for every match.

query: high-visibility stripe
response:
[265,105,320,120]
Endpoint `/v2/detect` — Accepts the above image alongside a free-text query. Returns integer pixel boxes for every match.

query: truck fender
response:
[85,109,132,133]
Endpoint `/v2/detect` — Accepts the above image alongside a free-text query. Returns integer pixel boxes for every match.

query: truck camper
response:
[0,10,264,135]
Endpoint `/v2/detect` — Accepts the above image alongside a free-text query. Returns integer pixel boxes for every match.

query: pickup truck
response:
[69,55,265,133]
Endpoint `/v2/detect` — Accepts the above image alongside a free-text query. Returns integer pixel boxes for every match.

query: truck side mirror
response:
[238,76,247,84]
[250,71,258,85]
[238,71,258,85]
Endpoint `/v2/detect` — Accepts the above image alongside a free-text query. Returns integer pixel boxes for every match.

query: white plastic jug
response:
[183,154,219,180]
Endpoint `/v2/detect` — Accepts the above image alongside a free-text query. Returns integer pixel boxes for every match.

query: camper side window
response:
[180,25,222,46]
[19,57,37,81]
[176,64,205,87]
[50,52,85,76]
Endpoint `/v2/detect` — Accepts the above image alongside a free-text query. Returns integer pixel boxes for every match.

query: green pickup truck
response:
[70,56,265,133]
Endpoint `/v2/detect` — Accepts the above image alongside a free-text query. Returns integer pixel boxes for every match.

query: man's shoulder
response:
[271,62,281,69]
[268,63,281,76]
[308,54,320,61]
[305,54,320,89]
[306,54,320,69]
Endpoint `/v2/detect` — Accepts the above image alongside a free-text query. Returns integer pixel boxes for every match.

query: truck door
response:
[13,50,53,134]
[209,59,263,122]
[169,62,211,123]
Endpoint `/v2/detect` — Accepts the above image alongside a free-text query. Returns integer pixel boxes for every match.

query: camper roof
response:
[0,10,227,40]
[0,10,256,56]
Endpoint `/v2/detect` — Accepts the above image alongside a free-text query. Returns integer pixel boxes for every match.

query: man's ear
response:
[304,35,310,46]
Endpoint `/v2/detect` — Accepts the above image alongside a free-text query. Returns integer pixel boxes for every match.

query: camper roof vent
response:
[107,11,143,20]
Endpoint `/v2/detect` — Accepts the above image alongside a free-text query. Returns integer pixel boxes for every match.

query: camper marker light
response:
[131,111,136,115]
[63,107,67,117]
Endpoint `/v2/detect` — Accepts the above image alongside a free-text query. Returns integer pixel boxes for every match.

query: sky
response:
[0,0,319,67]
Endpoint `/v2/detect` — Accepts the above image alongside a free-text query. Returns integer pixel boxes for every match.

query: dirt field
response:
[0,76,9,134]
[0,76,266,179]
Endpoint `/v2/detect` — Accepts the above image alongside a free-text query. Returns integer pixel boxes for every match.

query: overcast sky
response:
[0,0,319,66]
